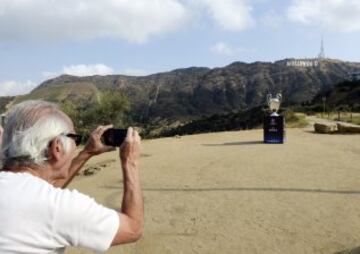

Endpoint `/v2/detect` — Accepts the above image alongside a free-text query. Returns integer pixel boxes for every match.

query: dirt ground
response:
[66,124,360,254]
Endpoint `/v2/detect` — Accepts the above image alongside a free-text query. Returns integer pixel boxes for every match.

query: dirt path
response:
[66,127,360,254]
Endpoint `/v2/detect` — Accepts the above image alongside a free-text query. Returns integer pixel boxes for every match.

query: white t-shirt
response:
[0,171,120,254]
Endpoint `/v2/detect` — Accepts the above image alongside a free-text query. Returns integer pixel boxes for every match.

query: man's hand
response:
[111,127,143,245]
[120,127,141,168]
[55,124,116,188]
[83,125,116,156]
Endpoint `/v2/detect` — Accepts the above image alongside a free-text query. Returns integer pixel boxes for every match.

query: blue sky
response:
[1,0,360,96]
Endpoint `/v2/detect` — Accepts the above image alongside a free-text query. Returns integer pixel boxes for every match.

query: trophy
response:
[267,93,282,116]
[264,93,285,143]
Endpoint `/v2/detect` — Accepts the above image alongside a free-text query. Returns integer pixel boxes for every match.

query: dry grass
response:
[316,112,360,125]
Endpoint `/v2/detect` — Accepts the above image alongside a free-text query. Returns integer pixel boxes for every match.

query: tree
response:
[88,90,131,128]
[60,90,131,140]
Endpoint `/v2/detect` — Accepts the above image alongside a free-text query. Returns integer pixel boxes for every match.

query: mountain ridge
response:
[2,58,360,123]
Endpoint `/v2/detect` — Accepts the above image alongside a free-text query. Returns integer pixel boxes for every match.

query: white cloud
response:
[287,0,360,32]
[210,42,255,57]
[0,0,256,44]
[42,64,114,79]
[0,80,38,96]
[196,0,255,31]
[211,42,234,56]
[43,64,153,79]
[63,64,114,76]
[0,0,189,43]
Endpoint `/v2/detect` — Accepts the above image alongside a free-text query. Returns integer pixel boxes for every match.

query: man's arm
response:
[111,127,144,245]
[53,150,92,188]
[53,125,115,189]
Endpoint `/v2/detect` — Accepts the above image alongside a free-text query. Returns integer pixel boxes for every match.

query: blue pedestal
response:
[263,115,285,144]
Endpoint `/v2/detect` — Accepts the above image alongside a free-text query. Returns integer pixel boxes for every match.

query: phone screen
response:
[102,128,127,147]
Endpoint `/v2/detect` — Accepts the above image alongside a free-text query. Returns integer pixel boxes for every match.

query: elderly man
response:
[0,100,143,253]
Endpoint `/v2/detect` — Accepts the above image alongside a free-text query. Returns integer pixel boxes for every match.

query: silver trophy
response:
[267,93,282,116]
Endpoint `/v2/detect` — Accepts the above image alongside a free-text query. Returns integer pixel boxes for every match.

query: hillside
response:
[156,106,266,137]
[0,96,14,114]
[312,79,360,110]
[13,82,100,108]
[2,58,360,122]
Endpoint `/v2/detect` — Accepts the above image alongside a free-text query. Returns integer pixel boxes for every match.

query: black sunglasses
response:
[64,133,83,146]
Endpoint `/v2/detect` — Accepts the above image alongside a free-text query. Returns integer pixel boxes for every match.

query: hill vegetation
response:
[294,79,360,114]
[312,79,360,111]
[0,58,359,138]
[28,59,360,122]
[0,96,14,114]
[144,107,308,138]
[14,82,100,107]
[60,90,131,138]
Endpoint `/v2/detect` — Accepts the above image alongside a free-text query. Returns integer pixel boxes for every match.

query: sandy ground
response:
[66,123,360,254]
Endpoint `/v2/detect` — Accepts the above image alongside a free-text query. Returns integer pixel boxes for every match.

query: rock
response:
[83,168,95,176]
[337,123,360,134]
[314,122,337,134]
[83,166,101,176]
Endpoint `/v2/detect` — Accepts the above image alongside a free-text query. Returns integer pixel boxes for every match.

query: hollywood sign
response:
[286,60,319,67]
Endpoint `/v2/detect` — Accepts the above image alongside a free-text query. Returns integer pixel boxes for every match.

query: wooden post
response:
[322,96,326,118]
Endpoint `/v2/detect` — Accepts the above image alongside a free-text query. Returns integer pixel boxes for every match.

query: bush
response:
[60,90,131,140]
[283,109,308,128]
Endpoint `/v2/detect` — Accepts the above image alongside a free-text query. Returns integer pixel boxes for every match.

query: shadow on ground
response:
[102,185,360,195]
[203,140,264,146]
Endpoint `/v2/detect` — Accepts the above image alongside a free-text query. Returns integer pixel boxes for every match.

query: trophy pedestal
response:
[263,115,285,144]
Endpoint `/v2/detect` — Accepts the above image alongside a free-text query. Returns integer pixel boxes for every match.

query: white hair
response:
[1,100,72,168]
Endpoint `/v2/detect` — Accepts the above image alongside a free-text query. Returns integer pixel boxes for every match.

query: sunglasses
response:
[63,133,83,146]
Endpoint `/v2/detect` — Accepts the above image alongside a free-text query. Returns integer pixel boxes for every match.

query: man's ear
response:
[47,137,64,162]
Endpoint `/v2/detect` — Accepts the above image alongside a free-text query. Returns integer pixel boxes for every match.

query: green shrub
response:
[60,91,131,141]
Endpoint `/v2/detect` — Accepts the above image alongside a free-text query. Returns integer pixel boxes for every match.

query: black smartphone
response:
[102,128,128,147]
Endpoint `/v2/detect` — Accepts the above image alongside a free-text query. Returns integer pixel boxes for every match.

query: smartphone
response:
[102,128,128,147]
